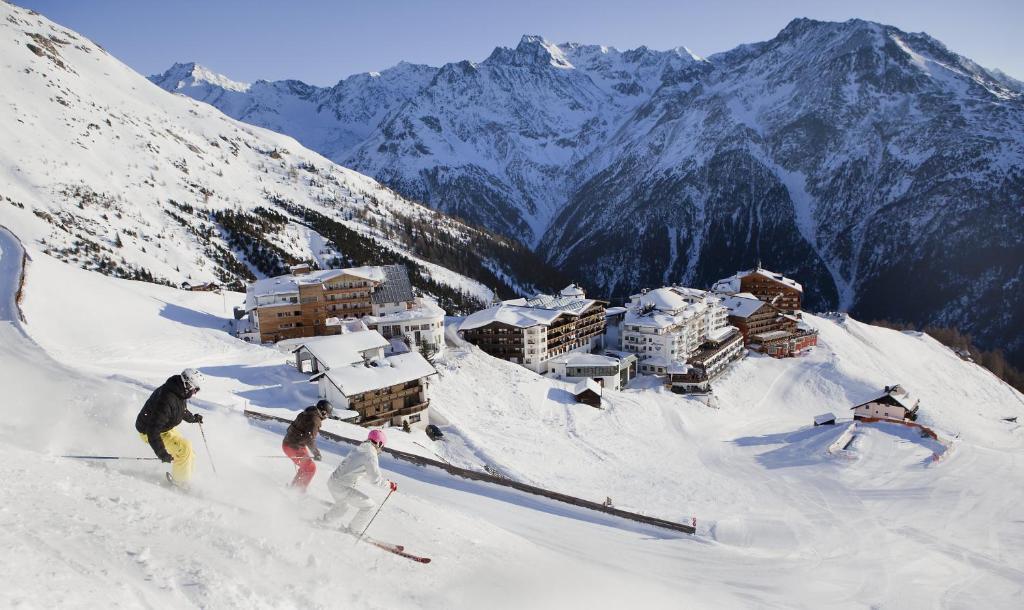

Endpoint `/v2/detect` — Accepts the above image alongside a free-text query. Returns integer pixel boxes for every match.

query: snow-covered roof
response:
[560,284,586,298]
[752,330,791,341]
[624,308,689,329]
[294,330,390,368]
[713,267,803,294]
[549,352,622,367]
[603,350,638,362]
[459,295,600,331]
[460,304,560,330]
[573,378,602,396]
[523,293,598,314]
[636,287,688,312]
[248,276,299,298]
[292,267,385,287]
[852,385,920,411]
[814,413,836,424]
[335,266,387,283]
[722,295,766,319]
[624,286,721,329]
[320,351,437,397]
[711,276,741,294]
[707,326,738,342]
[605,306,627,317]
[363,298,445,325]
[670,286,710,300]
[246,265,391,309]
[667,362,690,374]
[750,268,803,292]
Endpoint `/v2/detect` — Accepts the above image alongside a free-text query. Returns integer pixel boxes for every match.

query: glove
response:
[389,480,398,492]
[191,413,204,424]
[159,453,174,463]
[312,449,322,462]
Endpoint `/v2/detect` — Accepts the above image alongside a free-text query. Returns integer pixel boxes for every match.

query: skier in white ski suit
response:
[322,429,397,534]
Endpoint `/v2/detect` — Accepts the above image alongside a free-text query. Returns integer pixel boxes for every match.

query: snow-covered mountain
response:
[152,37,706,243]
[153,22,1024,365]
[149,60,437,164]
[0,3,561,314]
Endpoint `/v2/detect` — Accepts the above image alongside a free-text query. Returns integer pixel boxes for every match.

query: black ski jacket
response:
[135,375,199,459]
[283,406,324,450]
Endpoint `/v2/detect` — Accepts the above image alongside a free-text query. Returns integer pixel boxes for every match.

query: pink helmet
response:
[367,429,387,446]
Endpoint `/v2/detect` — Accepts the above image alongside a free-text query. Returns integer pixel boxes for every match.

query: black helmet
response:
[316,399,333,417]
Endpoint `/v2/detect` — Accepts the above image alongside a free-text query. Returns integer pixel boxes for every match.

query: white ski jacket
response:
[329,441,388,490]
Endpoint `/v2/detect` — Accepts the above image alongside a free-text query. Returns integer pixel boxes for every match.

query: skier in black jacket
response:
[136,368,205,487]
[282,400,331,491]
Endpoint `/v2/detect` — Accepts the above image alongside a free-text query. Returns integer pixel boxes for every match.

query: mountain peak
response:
[485,35,574,69]
[149,62,250,93]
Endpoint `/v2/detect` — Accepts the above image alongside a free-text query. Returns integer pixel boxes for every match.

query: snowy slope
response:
[0,220,709,609]
[7,219,1024,607]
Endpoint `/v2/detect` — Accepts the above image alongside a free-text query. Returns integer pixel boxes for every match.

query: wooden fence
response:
[244,409,696,535]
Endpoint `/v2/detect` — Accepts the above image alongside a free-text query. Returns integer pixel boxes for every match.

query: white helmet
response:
[181,368,205,393]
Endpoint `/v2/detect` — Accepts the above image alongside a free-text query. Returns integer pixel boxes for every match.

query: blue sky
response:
[20,0,1024,85]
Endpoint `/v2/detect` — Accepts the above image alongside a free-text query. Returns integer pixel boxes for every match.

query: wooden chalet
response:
[722,294,791,343]
[312,351,437,428]
[573,378,603,408]
[713,266,804,314]
[851,385,920,422]
[722,293,817,358]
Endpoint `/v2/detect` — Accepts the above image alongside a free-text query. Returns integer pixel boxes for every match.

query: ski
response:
[364,538,404,553]
[363,539,431,564]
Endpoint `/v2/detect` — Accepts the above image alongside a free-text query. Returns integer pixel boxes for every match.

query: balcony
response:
[359,401,430,427]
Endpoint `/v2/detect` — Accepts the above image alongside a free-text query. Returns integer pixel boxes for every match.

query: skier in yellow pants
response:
[135,369,206,487]
[138,427,194,484]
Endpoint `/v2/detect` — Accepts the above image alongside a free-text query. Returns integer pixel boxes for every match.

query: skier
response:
[321,429,398,535]
[282,399,332,491]
[135,368,205,487]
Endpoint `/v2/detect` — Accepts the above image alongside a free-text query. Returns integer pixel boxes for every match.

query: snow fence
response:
[245,410,696,535]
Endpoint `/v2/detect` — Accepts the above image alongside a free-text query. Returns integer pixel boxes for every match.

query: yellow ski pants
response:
[139,427,194,484]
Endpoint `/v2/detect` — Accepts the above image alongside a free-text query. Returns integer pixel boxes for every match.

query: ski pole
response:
[199,423,217,475]
[355,489,393,545]
[412,441,451,465]
[61,455,161,461]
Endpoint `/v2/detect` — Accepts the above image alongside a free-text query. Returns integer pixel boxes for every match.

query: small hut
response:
[573,378,602,408]
[813,413,836,426]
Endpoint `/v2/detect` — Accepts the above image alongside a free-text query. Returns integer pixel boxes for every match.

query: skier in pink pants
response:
[322,429,397,534]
